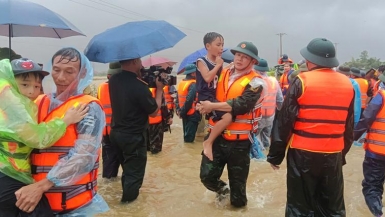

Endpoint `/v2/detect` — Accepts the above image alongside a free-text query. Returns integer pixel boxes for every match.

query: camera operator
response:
[108,58,165,203]
[148,70,173,154]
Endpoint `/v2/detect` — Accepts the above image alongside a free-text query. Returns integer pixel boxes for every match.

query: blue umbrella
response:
[0,0,85,49]
[177,48,234,74]
[84,20,186,63]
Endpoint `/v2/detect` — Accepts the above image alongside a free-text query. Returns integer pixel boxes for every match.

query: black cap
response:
[11,58,49,76]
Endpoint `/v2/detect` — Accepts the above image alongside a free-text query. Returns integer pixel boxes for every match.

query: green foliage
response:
[343,51,384,69]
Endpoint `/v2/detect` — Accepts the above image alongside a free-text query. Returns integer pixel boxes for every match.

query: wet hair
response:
[203,32,224,48]
[378,65,385,73]
[51,48,81,69]
[15,71,44,82]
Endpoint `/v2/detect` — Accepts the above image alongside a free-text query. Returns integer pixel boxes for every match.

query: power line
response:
[97,0,153,19]
[68,0,204,34]
[94,0,204,33]
[67,0,138,20]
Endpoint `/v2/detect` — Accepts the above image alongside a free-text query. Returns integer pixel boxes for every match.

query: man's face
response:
[233,52,255,70]
[15,73,42,101]
[284,64,291,72]
[51,56,81,95]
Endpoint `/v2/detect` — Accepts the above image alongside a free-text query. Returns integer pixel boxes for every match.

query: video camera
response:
[141,66,177,88]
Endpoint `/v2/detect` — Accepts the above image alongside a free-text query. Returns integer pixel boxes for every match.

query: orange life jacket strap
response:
[368,128,385,134]
[293,129,344,139]
[48,179,97,211]
[32,146,72,154]
[32,162,99,174]
[299,104,348,110]
[296,118,346,124]
[365,139,385,146]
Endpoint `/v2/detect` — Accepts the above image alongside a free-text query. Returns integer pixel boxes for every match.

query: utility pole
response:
[333,42,339,55]
[276,33,286,57]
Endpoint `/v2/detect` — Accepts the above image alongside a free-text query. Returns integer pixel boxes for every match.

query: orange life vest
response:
[163,85,175,110]
[279,72,289,92]
[31,94,102,213]
[364,90,385,155]
[177,79,197,115]
[289,69,354,153]
[149,88,162,124]
[97,82,111,136]
[208,69,262,141]
[354,78,369,109]
[261,77,278,117]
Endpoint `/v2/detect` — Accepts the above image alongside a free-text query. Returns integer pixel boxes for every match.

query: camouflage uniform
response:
[200,82,263,207]
[147,94,168,154]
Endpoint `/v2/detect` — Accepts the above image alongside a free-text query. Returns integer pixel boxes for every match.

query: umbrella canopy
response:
[177,48,234,74]
[0,0,84,45]
[84,20,186,63]
[142,56,177,69]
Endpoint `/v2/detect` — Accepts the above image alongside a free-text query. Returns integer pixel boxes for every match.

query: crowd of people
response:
[1,30,385,217]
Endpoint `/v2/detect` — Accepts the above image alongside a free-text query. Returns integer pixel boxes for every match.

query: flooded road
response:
[95,117,373,217]
[92,78,373,217]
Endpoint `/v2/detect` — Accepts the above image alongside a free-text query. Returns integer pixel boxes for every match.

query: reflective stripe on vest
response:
[163,86,175,110]
[32,94,102,213]
[354,78,369,109]
[261,77,278,117]
[149,88,162,124]
[97,82,111,136]
[289,69,354,153]
[177,79,197,115]
[208,69,262,141]
[364,90,385,155]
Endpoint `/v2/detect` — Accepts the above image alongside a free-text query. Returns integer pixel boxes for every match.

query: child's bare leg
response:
[203,113,232,161]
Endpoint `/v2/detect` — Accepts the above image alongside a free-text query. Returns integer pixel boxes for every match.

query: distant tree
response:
[343,51,384,69]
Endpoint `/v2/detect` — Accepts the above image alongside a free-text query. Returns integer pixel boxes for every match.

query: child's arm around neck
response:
[197,57,223,83]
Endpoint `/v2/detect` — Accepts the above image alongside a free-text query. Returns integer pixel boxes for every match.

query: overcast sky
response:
[1,0,384,72]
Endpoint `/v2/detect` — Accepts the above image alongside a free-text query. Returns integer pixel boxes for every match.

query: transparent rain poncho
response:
[0,59,67,184]
[41,48,108,216]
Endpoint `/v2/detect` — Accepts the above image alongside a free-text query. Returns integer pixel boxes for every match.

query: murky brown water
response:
[93,78,374,217]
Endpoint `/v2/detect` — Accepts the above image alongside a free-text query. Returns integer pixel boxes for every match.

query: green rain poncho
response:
[0,59,67,184]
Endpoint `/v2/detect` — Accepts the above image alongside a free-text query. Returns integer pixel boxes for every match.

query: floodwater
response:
[93,78,374,217]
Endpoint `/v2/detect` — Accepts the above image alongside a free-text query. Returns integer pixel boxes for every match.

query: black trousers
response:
[286,148,345,217]
[0,174,53,217]
[102,135,120,178]
[199,135,251,207]
[362,156,385,216]
[109,130,147,203]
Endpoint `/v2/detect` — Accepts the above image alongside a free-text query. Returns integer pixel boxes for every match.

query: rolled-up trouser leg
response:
[227,140,251,207]
[200,134,227,193]
[362,156,385,216]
